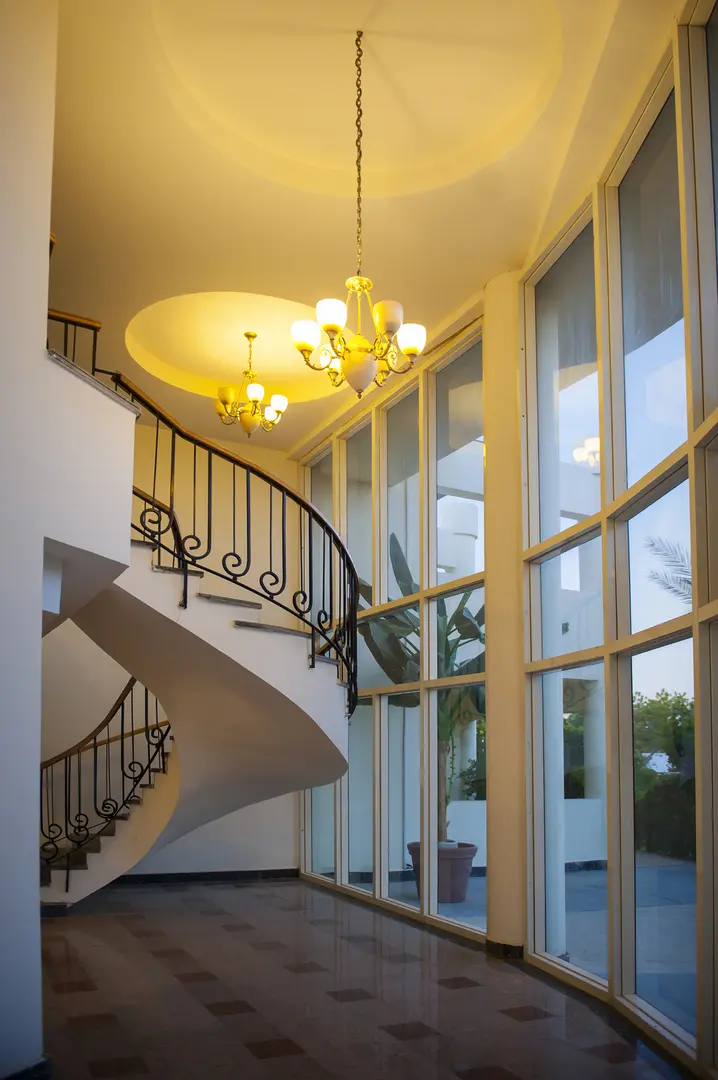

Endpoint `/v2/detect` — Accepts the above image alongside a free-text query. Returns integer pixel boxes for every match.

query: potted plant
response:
[358,535,485,903]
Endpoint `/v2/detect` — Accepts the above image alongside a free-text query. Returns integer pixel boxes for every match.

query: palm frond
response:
[644,536,691,579]
[646,569,692,603]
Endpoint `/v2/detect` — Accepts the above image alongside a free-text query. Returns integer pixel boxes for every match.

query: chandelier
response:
[290,31,426,398]
[572,436,600,469]
[215,331,288,437]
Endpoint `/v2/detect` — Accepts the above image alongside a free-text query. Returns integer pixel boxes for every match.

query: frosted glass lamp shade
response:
[270,394,288,414]
[396,322,426,358]
[373,300,403,335]
[215,398,228,416]
[246,382,264,403]
[263,406,278,423]
[291,319,321,354]
[217,386,237,406]
[316,298,347,333]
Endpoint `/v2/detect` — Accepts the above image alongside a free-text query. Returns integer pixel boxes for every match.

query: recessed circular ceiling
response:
[125,292,344,403]
[149,0,562,197]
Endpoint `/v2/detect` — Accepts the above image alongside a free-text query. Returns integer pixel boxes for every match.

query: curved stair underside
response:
[73,543,348,857]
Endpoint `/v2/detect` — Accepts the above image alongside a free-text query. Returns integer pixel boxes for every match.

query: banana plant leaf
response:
[390,533,419,597]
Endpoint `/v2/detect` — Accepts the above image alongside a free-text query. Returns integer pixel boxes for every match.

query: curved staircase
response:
[41,309,358,904]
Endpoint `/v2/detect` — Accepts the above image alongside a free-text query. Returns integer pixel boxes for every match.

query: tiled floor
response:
[42,880,692,1079]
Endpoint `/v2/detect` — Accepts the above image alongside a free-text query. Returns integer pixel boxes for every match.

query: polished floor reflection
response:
[43,880,690,1079]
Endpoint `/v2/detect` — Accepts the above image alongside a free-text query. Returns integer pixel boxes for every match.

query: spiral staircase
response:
[41,298,357,906]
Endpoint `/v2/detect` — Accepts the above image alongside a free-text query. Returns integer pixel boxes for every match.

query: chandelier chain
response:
[355,30,363,276]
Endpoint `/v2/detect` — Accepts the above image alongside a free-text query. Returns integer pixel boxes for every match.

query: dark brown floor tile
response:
[382,1021,438,1040]
[500,1005,554,1022]
[52,979,97,993]
[206,999,256,1016]
[309,917,338,926]
[149,948,192,960]
[277,903,306,911]
[116,914,145,923]
[175,971,219,983]
[127,928,164,938]
[583,1042,638,1063]
[341,933,375,943]
[222,922,253,932]
[251,940,286,951]
[245,1037,305,1059]
[455,1069,521,1080]
[88,1056,149,1078]
[284,961,329,974]
[42,935,67,945]
[327,988,374,1003]
[198,908,229,916]
[386,952,422,963]
[438,976,482,990]
[67,1013,120,1032]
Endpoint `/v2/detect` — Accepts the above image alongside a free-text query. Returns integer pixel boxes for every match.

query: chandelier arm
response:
[385,347,413,375]
[355,30,363,277]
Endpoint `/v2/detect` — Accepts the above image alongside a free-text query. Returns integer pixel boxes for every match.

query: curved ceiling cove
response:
[125,292,343,403]
[149,0,563,198]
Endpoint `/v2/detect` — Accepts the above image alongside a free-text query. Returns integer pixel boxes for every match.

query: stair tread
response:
[130,537,158,548]
[232,620,309,638]
[197,591,262,610]
[152,564,203,578]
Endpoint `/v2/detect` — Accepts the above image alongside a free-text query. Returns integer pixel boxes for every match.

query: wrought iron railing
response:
[45,309,359,714]
[40,678,170,891]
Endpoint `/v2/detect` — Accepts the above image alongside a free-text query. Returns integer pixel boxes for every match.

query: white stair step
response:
[232,620,309,638]
[197,591,261,610]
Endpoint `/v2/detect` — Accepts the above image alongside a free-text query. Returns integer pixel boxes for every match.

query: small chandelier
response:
[215,331,288,437]
[572,436,600,469]
[290,31,426,398]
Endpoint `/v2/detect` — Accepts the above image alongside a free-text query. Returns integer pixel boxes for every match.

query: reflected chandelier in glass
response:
[290,32,426,397]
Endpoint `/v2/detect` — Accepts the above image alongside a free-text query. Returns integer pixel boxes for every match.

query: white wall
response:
[129,794,299,874]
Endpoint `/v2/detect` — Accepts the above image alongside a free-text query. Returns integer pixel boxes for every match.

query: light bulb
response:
[373,300,403,336]
[291,319,321,355]
[316,298,347,334]
[246,382,264,403]
[396,322,426,358]
[270,394,288,414]
[263,406,278,424]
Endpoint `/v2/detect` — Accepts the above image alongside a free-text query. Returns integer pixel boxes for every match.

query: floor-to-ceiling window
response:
[299,12,718,1070]
[525,44,713,1060]
[302,333,486,933]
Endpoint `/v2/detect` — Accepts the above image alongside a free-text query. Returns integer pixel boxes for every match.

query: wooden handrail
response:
[93,720,170,751]
[48,307,102,332]
[41,677,136,769]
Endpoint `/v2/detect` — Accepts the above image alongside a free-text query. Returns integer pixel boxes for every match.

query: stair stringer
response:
[73,545,348,856]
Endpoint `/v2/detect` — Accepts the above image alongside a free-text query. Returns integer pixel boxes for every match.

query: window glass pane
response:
[536,223,599,540]
[540,535,602,658]
[436,684,487,929]
[357,605,420,691]
[541,664,607,979]
[346,425,373,605]
[348,701,373,893]
[310,783,335,881]
[619,94,686,486]
[628,480,691,634]
[385,696,421,909]
[706,5,718,269]
[387,392,420,601]
[436,344,484,580]
[435,587,485,678]
[632,639,696,1034]
[309,452,333,521]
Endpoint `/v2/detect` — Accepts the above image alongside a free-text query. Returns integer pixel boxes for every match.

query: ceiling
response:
[49,0,686,453]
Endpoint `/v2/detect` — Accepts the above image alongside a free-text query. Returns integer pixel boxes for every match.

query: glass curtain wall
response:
[526,45,710,1058]
[303,337,486,935]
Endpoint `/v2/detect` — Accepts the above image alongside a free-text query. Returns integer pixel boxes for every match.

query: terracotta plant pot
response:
[406,840,479,904]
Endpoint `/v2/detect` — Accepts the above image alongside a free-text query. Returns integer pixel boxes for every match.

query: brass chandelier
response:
[290,31,426,398]
[215,331,288,437]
